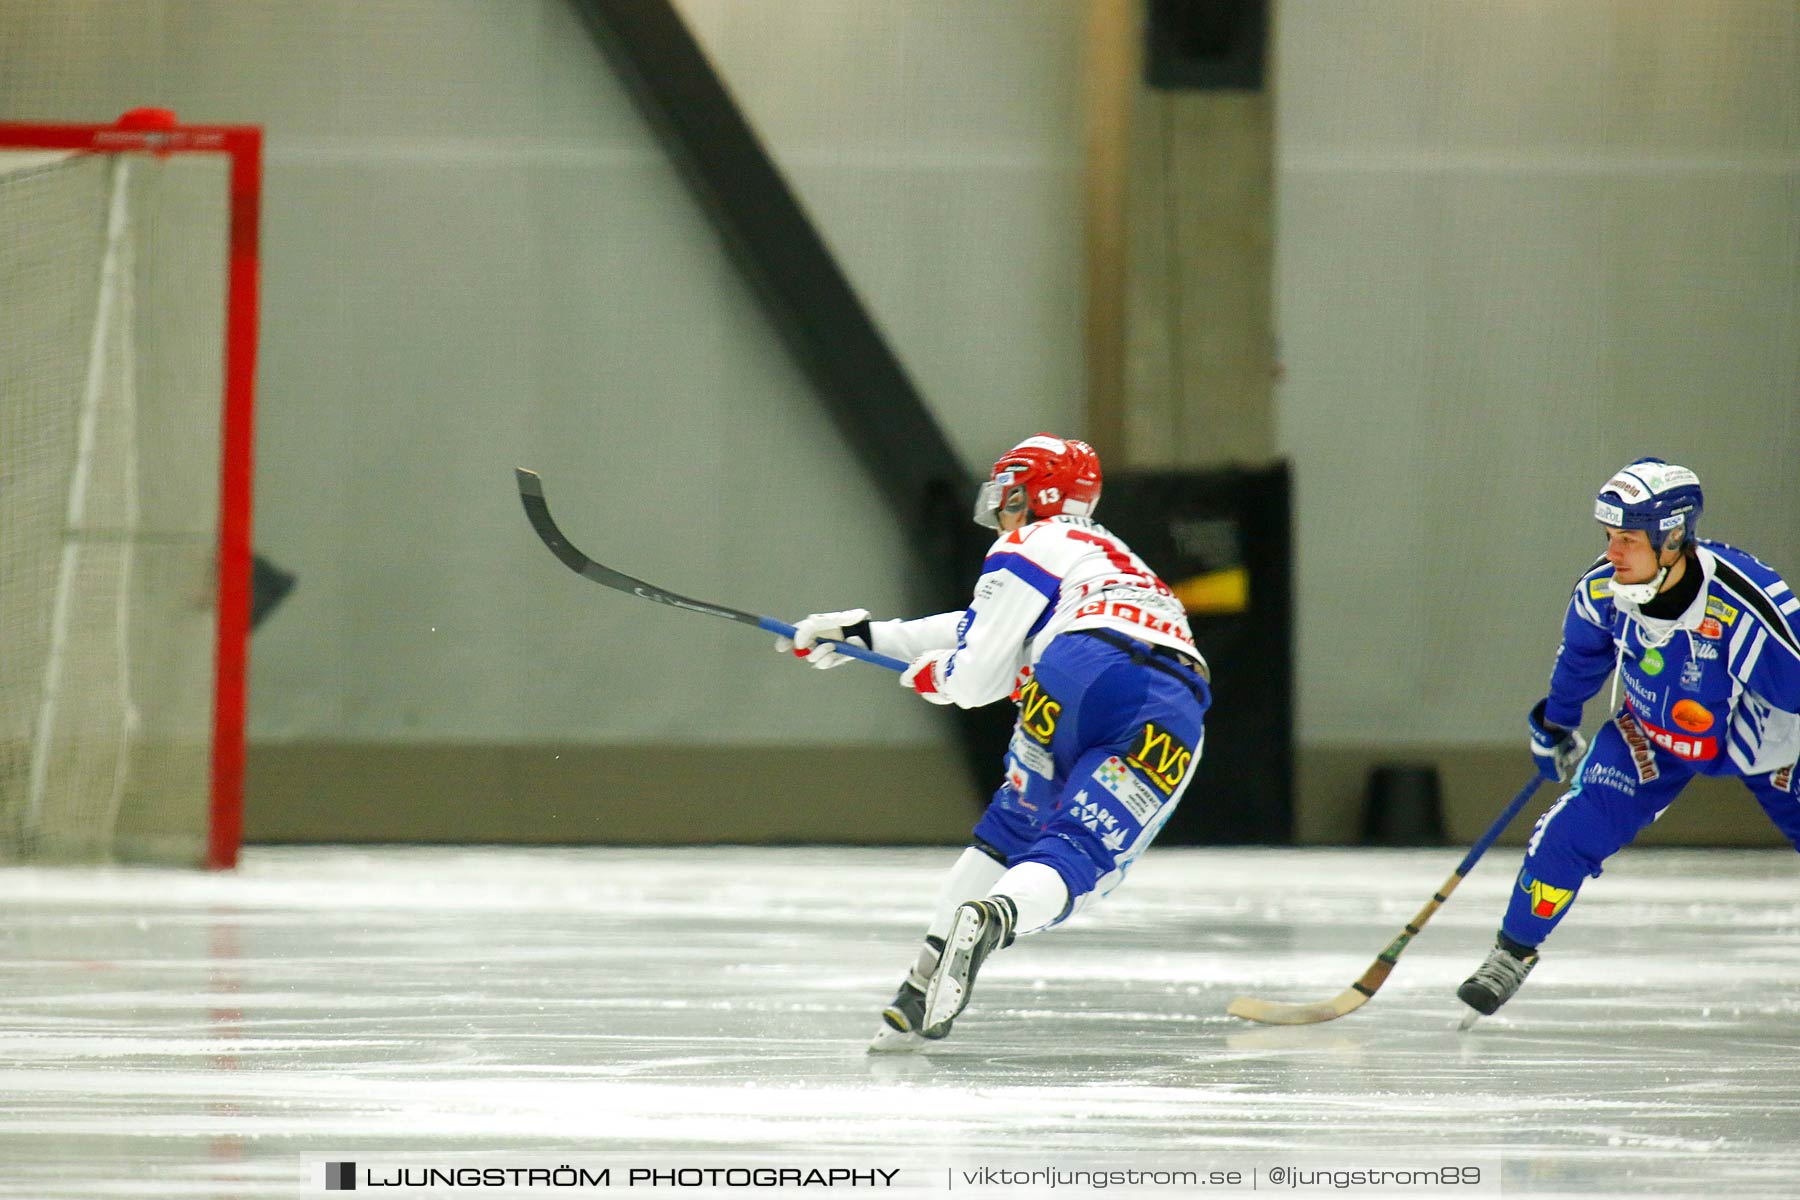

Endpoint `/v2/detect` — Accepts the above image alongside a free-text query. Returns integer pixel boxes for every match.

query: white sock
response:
[904,847,1009,986]
[927,847,1008,940]
[991,861,1069,936]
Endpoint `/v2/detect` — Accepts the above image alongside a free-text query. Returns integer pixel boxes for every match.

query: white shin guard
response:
[991,860,1069,936]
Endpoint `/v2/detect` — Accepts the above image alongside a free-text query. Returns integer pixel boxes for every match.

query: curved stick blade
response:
[515,467,762,626]
[513,467,910,672]
[1227,987,1372,1026]
[1224,779,1543,1028]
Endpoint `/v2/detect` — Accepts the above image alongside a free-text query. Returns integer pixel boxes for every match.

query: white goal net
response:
[0,116,259,867]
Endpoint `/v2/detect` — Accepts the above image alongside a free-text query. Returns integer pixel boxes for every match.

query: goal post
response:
[0,111,260,869]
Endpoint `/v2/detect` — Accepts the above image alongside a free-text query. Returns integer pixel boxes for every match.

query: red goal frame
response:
[0,112,261,869]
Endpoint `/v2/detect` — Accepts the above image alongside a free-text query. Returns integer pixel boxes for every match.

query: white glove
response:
[901,651,956,704]
[775,608,871,670]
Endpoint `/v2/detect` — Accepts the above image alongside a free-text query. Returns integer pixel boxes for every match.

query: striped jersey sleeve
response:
[922,533,1062,706]
[1711,551,1800,715]
[868,611,962,661]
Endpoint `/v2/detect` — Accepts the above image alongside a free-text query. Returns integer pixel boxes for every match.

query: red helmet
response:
[973,434,1103,529]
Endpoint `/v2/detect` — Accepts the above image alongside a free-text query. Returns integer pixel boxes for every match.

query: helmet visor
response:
[972,471,1029,530]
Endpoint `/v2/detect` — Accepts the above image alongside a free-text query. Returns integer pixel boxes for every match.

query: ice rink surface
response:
[2,845,1797,1199]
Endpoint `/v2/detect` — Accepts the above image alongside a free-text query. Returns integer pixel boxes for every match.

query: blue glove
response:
[1528,699,1588,783]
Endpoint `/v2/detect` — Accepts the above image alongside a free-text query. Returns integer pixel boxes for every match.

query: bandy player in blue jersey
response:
[775,435,1211,1051]
[1459,459,1800,1019]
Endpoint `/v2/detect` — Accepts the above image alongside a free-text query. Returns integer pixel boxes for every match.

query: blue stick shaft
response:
[1454,776,1545,877]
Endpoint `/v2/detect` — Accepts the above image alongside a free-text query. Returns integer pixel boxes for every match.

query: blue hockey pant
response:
[971,631,1210,929]
[1502,710,1800,948]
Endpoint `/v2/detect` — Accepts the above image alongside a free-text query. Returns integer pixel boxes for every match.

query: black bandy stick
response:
[514,468,907,672]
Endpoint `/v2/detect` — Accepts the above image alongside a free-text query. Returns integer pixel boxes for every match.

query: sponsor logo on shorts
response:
[1582,762,1638,797]
[1016,678,1061,745]
[1127,722,1194,795]
[1007,730,1055,779]
[1614,712,1660,783]
[1518,870,1575,920]
[1095,755,1164,823]
[1698,616,1724,639]
[1069,789,1130,853]
[1705,596,1738,626]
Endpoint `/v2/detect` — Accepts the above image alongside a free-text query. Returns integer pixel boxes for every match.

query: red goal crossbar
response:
[0,112,262,868]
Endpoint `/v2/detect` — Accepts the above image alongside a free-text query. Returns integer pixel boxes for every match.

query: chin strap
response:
[1609,565,1668,607]
[1611,542,1688,607]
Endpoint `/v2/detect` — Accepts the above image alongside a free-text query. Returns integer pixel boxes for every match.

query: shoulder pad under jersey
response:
[1572,555,1611,598]
[1707,544,1800,661]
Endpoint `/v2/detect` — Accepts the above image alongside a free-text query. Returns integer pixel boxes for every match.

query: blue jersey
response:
[1546,541,1800,777]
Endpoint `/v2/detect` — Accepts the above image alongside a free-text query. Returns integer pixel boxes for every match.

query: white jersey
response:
[868,515,1202,709]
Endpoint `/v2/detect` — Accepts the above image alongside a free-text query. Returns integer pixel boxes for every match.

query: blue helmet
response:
[1593,458,1702,554]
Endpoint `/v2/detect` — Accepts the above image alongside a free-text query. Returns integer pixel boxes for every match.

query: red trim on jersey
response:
[1067,529,1146,581]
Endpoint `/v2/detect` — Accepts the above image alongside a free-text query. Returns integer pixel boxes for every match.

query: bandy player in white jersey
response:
[776,434,1212,1050]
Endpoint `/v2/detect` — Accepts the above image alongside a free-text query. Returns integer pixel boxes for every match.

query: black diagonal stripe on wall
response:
[567,0,1001,793]
[567,0,975,575]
